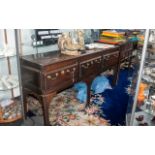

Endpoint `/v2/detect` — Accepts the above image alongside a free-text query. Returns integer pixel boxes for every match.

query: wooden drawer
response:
[120,50,129,60]
[80,56,102,79]
[44,64,78,91]
[103,51,119,67]
[120,42,133,59]
[126,42,133,51]
[128,49,133,57]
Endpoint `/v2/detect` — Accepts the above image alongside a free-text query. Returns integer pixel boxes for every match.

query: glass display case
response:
[126,29,155,126]
[0,29,23,125]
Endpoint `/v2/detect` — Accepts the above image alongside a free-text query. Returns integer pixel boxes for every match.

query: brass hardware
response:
[47,75,57,80]
[114,54,118,57]
[82,65,88,69]
[105,56,110,60]
[96,59,101,63]
[61,70,65,75]
[47,75,52,79]
[67,69,70,73]
[73,67,76,71]
[55,73,59,76]
[72,78,75,82]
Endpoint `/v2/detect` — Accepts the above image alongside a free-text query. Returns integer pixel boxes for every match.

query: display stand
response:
[0,29,23,124]
[126,29,155,126]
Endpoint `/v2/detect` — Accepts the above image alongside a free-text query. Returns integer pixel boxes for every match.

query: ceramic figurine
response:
[64,33,79,50]
[0,99,22,121]
[0,75,18,90]
[58,30,85,56]
[1,76,12,89]
[142,66,155,83]
[76,30,85,50]
[137,83,148,105]
[58,33,66,51]
[150,95,155,114]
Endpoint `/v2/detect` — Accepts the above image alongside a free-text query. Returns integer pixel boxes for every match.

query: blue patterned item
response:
[91,76,112,94]
[74,82,87,103]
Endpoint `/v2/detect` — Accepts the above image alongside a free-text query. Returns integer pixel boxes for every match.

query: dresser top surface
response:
[21,46,119,66]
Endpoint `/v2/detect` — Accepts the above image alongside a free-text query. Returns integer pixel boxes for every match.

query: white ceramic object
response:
[85,43,115,49]
[151,95,155,100]
[0,99,14,108]
[0,47,16,57]
[4,48,15,57]
[0,75,19,90]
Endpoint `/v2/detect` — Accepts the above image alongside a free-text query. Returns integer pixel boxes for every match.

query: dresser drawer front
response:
[120,50,129,60]
[80,56,102,78]
[44,64,78,91]
[126,42,133,51]
[128,49,133,56]
[103,51,119,67]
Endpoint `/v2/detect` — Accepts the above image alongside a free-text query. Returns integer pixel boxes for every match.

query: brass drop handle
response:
[96,59,101,63]
[72,73,75,82]
[82,65,88,69]
[61,70,65,75]
[105,55,110,60]
[114,54,118,57]
[47,75,57,80]
[87,63,90,66]
[67,69,70,73]
[47,75,52,79]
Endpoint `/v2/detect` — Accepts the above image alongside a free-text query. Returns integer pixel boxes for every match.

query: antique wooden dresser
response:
[20,42,134,125]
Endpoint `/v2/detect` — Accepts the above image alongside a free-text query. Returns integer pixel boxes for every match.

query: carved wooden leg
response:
[112,65,120,86]
[23,89,30,119]
[23,93,28,119]
[128,56,132,69]
[41,97,50,126]
[40,93,56,126]
[86,83,91,106]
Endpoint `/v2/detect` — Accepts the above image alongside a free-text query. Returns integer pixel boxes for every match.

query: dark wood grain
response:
[20,41,134,125]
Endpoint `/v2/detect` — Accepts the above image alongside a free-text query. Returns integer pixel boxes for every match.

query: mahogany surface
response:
[20,42,134,125]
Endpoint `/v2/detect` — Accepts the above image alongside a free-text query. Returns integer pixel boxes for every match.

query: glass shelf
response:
[0,75,19,91]
[0,29,24,125]
[0,54,16,59]
[127,30,155,126]
[0,85,19,91]
[0,115,22,124]
[0,47,16,59]
[126,111,155,126]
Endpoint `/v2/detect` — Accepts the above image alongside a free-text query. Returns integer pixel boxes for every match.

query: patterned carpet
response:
[26,68,133,126]
[100,68,133,125]
[49,89,109,126]
[27,88,109,126]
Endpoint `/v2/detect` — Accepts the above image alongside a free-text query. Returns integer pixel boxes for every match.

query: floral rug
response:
[27,88,109,126]
[49,88,109,126]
